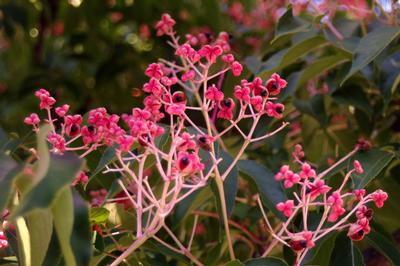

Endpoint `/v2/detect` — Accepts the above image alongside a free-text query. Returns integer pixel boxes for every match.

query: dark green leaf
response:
[366,229,400,265]
[350,148,393,189]
[0,154,20,212]
[89,145,117,179]
[52,187,76,266]
[27,209,53,266]
[273,8,310,43]
[294,94,328,127]
[302,233,338,265]
[245,257,289,266]
[330,232,364,266]
[259,36,327,78]
[142,239,190,264]
[332,86,372,116]
[225,259,244,266]
[342,26,400,84]
[12,153,82,217]
[237,160,287,220]
[295,54,350,90]
[71,190,92,266]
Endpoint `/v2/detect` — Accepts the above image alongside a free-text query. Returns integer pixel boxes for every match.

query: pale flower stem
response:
[117,179,137,209]
[317,147,358,179]
[162,225,204,266]
[153,235,183,254]
[188,215,199,251]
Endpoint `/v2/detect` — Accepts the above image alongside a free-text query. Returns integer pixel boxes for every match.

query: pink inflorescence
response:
[24,14,289,263]
[0,231,8,249]
[264,143,388,262]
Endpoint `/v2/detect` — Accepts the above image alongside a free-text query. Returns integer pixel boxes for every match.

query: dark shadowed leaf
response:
[302,233,338,265]
[273,8,310,43]
[350,148,393,189]
[71,190,92,266]
[245,257,288,266]
[330,232,364,266]
[294,94,328,127]
[225,259,244,266]
[365,229,400,265]
[0,154,20,212]
[237,160,287,220]
[142,238,191,264]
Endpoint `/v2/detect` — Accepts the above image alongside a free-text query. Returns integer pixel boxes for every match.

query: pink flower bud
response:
[145,63,163,79]
[276,200,294,217]
[181,70,195,82]
[231,61,243,76]
[371,189,388,208]
[299,163,316,179]
[353,160,363,174]
[55,104,70,117]
[205,85,224,101]
[155,13,175,36]
[24,113,40,125]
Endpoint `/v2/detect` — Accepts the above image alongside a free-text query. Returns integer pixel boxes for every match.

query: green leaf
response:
[15,216,31,266]
[42,230,62,266]
[302,233,338,265]
[34,125,51,184]
[142,239,190,264]
[0,154,20,212]
[12,153,82,217]
[237,160,287,220]
[295,54,350,90]
[89,207,110,224]
[350,148,393,189]
[225,259,244,266]
[330,232,364,266]
[70,190,92,266]
[332,85,372,116]
[272,7,310,43]
[294,94,328,127]
[89,145,117,179]
[27,210,53,266]
[342,26,400,84]
[0,127,9,151]
[245,257,289,266]
[173,186,212,227]
[52,187,76,266]
[259,35,327,78]
[366,229,400,265]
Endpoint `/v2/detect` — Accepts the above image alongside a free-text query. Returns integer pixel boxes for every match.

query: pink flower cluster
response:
[0,231,8,249]
[263,144,388,261]
[23,13,292,266]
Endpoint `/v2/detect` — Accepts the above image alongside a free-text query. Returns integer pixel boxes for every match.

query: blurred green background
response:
[0,0,245,132]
